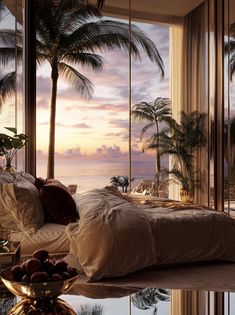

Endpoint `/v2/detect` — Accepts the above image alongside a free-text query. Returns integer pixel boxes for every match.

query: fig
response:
[11,265,22,281]
[55,260,68,273]
[20,261,28,274]
[21,274,30,282]
[26,258,42,274]
[42,259,55,274]
[7,272,15,282]
[50,273,63,281]
[60,272,70,280]
[30,271,49,283]
[67,266,77,277]
[32,249,49,262]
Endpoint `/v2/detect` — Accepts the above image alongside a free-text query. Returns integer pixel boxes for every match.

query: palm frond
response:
[140,122,155,140]
[0,47,17,65]
[132,102,155,122]
[58,62,93,98]
[64,20,164,75]
[0,71,15,108]
[0,29,22,46]
[63,52,103,71]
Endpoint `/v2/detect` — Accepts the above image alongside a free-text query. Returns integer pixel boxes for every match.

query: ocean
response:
[36,159,165,192]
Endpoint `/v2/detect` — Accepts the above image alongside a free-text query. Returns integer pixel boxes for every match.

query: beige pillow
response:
[0,172,15,184]
[0,181,44,234]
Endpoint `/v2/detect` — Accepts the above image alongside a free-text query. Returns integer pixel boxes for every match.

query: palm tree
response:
[110,175,133,193]
[110,176,120,187]
[0,0,164,178]
[151,111,207,200]
[119,175,130,193]
[132,98,171,195]
[0,1,17,108]
[37,0,164,179]
[131,288,169,314]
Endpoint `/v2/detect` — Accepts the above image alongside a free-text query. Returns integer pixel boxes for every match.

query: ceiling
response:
[92,0,205,24]
[103,0,205,17]
[4,0,235,25]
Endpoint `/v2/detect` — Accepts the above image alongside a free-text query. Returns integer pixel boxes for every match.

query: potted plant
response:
[131,110,206,202]
[0,127,28,172]
[159,111,207,202]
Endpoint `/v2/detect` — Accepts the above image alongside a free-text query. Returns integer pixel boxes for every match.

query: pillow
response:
[13,172,36,184]
[0,171,15,184]
[39,181,79,225]
[0,181,44,233]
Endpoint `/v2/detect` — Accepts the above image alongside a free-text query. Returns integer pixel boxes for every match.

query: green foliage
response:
[149,111,207,195]
[0,127,28,166]
[132,98,171,196]
[110,175,134,193]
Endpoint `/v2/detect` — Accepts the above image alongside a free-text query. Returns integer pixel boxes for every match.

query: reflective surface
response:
[9,298,76,315]
[0,267,80,299]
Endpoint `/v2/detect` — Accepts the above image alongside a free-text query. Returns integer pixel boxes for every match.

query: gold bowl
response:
[0,267,80,299]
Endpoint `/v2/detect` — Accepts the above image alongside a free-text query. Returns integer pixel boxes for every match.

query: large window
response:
[35,4,170,193]
[0,1,24,170]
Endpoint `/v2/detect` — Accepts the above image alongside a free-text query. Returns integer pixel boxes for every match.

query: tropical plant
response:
[151,111,207,200]
[110,175,133,193]
[0,127,28,169]
[0,1,17,107]
[132,98,171,196]
[110,175,120,187]
[131,288,169,314]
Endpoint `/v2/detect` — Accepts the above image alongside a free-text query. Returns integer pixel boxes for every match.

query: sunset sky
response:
[0,11,169,162]
[36,19,169,161]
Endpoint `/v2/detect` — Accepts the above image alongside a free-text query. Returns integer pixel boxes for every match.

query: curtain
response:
[170,290,207,315]
[169,1,209,205]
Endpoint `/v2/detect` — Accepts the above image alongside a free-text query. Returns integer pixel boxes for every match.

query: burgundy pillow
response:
[39,181,79,225]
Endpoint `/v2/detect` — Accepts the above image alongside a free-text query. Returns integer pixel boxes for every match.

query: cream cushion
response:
[0,182,44,233]
[10,223,70,256]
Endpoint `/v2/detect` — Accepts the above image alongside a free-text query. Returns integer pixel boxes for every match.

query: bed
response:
[2,171,235,282]
[66,187,235,281]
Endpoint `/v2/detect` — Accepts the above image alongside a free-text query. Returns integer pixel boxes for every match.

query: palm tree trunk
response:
[47,64,59,179]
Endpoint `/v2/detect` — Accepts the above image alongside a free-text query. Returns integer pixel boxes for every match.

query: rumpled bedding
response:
[66,187,235,281]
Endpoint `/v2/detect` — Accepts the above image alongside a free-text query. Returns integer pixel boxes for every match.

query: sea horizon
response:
[36,158,169,192]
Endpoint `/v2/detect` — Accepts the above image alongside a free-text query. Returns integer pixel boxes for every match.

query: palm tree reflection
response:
[131,288,170,314]
[77,304,103,315]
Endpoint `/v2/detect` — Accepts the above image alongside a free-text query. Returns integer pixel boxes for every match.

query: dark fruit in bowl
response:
[30,271,49,283]
[11,265,22,281]
[50,273,63,281]
[60,272,70,280]
[21,274,30,282]
[43,259,55,274]
[32,249,49,262]
[55,260,68,273]
[20,261,27,274]
[6,249,79,285]
[67,266,77,277]
[26,258,42,275]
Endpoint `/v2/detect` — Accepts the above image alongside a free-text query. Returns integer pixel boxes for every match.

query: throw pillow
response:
[39,181,79,225]
[0,181,44,233]
[0,171,14,184]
